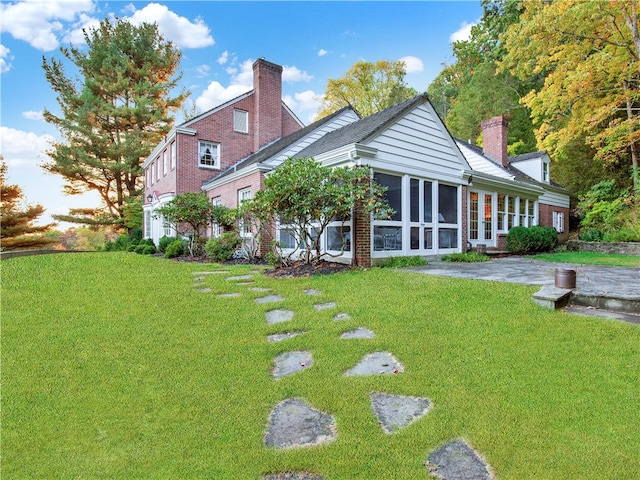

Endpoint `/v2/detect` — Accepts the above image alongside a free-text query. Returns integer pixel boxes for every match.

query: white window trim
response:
[198,140,220,169]
[233,109,249,133]
[553,211,565,233]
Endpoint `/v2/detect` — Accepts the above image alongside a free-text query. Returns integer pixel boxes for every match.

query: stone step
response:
[532,286,573,310]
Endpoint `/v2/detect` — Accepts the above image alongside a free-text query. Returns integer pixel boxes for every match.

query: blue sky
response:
[0,0,483,229]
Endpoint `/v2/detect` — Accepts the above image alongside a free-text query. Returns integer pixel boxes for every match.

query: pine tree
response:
[42,17,188,227]
[0,157,57,251]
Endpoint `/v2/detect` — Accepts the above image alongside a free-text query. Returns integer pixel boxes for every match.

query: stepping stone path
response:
[370,393,431,434]
[194,270,494,477]
[426,439,494,479]
[272,351,313,379]
[266,309,294,325]
[340,327,375,339]
[344,351,404,376]
[264,398,337,449]
[267,331,307,343]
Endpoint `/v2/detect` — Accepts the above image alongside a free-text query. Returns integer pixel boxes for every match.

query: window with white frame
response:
[163,149,168,176]
[199,141,220,169]
[519,198,527,226]
[553,211,564,232]
[211,197,222,238]
[497,194,506,231]
[162,216,173,237]
[170,141,176,170]
[528,200,536,227]
[238,188,252,237]
[234,109,248,133]
[156,158,160,180]
[144,210,151,238]
[542,162,549,182]
[507,196,516,230]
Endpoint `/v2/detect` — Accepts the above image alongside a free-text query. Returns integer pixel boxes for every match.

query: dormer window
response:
[542,161,549,183]
[234,109,248,133]
[199,140,220,169]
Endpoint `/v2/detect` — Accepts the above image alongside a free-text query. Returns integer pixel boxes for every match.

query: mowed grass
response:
[532,251,640,268]
[2,253,639,479]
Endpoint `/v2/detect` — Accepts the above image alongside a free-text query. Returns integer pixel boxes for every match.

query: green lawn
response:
[2,253,639,479]
[532,251,640,267]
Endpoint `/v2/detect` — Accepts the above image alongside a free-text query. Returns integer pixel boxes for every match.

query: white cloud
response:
[63,13,102,45]
[0,44,13,73]
[318,49,328,57]
[22,110,44,121]
[0,0,96,51]
[0,126,54,168]
[217,50,229,65]
[195,64,210,78]
[450,21,476,43]
[195,60,254,111]
[284,90,321,112]
[282,65,313,83]
[126,3,214,49]
[399,55,424,74]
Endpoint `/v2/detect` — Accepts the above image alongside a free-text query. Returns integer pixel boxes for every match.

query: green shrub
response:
[111,234,130,251]
[126,244,137,252]
[164,239,185,259]
[442,252,490,263]
[376,256,427,268]
[134,244,146,254]
[579,229,605,242]
[158,235,177,253]
[129,227,143,243]
[205,233,242,262]
[142,245,156,255]
[507,226,557,254]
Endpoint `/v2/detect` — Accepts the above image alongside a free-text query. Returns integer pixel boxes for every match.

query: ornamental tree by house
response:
[249,157,391,265]
[42,17,187,229]
[155,192,213,256]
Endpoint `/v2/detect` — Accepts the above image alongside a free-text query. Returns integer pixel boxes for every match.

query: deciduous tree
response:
[316,60,418,120]
[501,0,640,191]
[42,17,187,228]
[155,192,212,256]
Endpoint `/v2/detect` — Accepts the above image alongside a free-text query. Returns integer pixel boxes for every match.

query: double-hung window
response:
[238,188,252,237]
[234,110,248,133]
[199,141,220,169]
[553,211,564,233]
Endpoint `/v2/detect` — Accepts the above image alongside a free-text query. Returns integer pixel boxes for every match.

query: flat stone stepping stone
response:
[340,327,375,339]
[345,352,404,376]
[267,331,307,343]
[196,287,212,293]
[249,287,272,292]
[256,294,285,304]
[426,439,494,480]
[226,274,253,281]
[192,271,229,275]
[217,292,241,298]
[264,398,337,449]
[370,393,431,434]
[333,312,351,321]
[262,473,323,480]
[304,289,322,295]
[272,351,313,379]
[193,276,206,282]
[266,309,294,325]
[314,302,336,311]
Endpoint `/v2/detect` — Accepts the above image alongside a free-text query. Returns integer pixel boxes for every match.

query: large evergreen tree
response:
[0,157,57,251]
[315,60,418,120]
[42,17,188,227]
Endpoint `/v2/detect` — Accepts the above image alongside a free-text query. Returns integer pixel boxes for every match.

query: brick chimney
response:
[252,58,283,152]
[481,115,509,167]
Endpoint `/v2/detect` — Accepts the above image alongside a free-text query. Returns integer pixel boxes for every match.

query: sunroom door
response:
[409,178,434,254]
[469,191,495,247]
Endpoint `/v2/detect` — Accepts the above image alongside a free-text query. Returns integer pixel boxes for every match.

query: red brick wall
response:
[539,203,570,242]
[253,59,283,152]
[353,201,372,267]
[481,116,509,167]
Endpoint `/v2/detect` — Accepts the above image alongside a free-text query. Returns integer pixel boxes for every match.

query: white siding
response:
[540,189,571,208]
[457,142,513,180]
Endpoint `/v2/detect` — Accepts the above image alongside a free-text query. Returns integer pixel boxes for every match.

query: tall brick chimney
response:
[481,115,509,167]
[252,58,283,152]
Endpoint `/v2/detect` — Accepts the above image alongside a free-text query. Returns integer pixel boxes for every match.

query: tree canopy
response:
[1,157,57,251]
[42,17,188,228]
[315,60,418,120]
[501,0,640,191]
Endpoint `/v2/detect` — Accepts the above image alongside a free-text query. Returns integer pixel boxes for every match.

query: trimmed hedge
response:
[507,226,558,254]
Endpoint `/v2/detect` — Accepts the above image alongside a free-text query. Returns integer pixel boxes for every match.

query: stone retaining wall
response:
[566,240,640,255]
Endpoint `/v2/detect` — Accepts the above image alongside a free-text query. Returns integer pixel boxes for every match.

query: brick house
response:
[142,59,569,266]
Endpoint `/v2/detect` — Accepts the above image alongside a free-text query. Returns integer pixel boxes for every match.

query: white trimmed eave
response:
[462,169,545,196]
[142,127,196,168]
[201,162,272,192]
[312,143,378,168]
